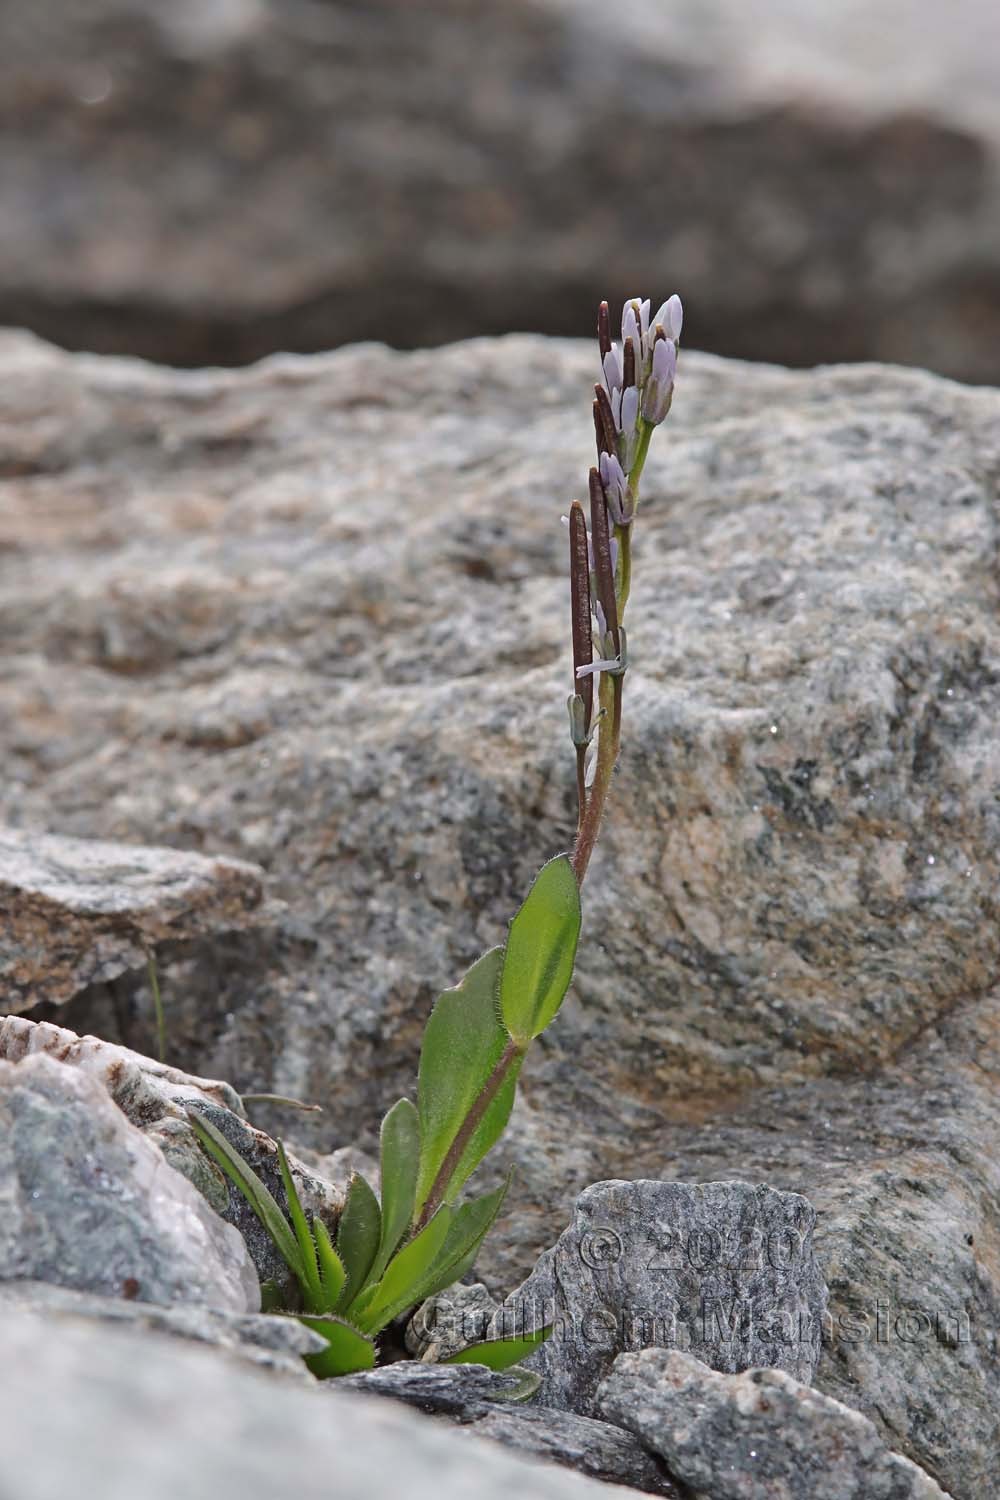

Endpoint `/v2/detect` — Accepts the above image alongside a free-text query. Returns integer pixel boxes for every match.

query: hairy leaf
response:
[413,1179,510,1303]
[312,1217,347,1309]
[351,1206,452,1335]
[336,1173,381,1306]
[368,1097,420,1286]
[186,1108,303,1282]
[415,947,517,1214]
[499,856,581,1042]
[443,1323,553,1371]
[299,1315,376,1378]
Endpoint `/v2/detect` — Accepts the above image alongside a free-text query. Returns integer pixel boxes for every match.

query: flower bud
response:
[652,294,683,342]
[599,451,631,526]
[641,335,677,425]
[619,385,641,468]
[567,693,591,747]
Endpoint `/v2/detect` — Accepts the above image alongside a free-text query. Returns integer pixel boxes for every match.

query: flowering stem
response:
[628,419,654,494]
[575,744,588,831]
[413,1037,525,1233]
[616,525,632,617]
[572,671,622,883]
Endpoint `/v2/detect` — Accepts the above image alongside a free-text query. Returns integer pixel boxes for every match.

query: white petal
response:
[576,656,621,679]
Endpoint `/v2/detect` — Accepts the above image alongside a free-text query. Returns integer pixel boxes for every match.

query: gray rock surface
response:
[0,1014,345,1297]
[3,2,1000,380]
[340,1361,530,1415]
[0,824,266,1009]
[598,1348,951,1499]
[0,1308,647,1500]
[491,1180,826,1416]
[3,331,1000,1494]
[0,1279,325,1377]
[0,1051,258,1310]
[468,1406,681,1497]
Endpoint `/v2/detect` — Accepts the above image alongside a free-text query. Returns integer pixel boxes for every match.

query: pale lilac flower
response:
[594,599,607,638]
[575,622,628,680]
[599,451,631,526]
[621,303,641,361]
[624,297,654,376]
[641,336,677,425]
[576,655,618,679]
[652,294,683,342]
[602,347,623,400]
[620,386,642,467]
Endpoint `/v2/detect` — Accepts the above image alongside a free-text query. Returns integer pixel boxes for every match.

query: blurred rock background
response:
[2,0,1000,379]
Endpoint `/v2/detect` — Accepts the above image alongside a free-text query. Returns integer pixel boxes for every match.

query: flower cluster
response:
[568,293,682,736]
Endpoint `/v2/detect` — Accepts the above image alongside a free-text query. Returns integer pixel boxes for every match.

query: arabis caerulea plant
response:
[189,294,682,1381]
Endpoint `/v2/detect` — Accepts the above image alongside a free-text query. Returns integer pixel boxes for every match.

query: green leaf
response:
[413,1178,510,1303]
[298,1315,376,1378]
[367,1098,420,1286]
[312,1216,347,1309]
[443,1323,553,1371]
[350,1206,452,1335]
[345,1283,379,1325]
[415,948,519,1214]
[186,1108,304,1283]
[499,856,581,1043]
[336,1173,381,1307]
[276,1141,322,1310]
[260,1279,284,1313]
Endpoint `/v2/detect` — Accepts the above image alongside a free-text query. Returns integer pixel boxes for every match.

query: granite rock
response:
[345,1363,681,1497]
[0,1308,649,1500]
[3,2,1000,380]
[4,333,1000,1133]
[339,1362,529,1416]
[0,824,266,1009]
[0,1014,346,1297]
[489,1180,826,1417]
[0,1051,258,1310]
[3,332,1000,1493]
[598,1348,951,1499]
[468,1405,681,1498]
[0,1279,325,1378]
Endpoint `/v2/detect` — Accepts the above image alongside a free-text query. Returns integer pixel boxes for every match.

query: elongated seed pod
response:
[598,301,612,361]
[622,335,636,390]
[589,468,620,653]
[569,501,593,733]
[593,386,618,457]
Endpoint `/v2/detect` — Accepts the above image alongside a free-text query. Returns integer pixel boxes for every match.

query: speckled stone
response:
[0,1052,258,1310]
[489,1180,826,1417]
[0,1309,632,1500]
[0,825,265,1009]
[598,1349,951,1499]
[0,1014,345,1299]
